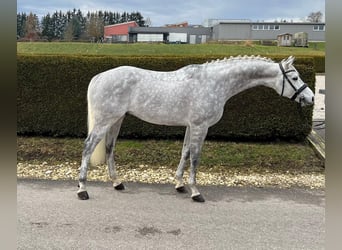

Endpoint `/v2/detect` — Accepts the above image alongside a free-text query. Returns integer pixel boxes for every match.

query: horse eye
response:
[292,77,298,81]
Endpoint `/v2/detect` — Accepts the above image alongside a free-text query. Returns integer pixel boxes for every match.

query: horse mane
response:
[205,55,274,65]
[181,55,276,79]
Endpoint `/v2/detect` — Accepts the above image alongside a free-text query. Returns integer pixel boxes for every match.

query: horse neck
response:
[215,61,281,100]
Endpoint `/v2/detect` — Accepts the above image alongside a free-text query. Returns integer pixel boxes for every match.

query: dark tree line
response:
[17,9,146,41]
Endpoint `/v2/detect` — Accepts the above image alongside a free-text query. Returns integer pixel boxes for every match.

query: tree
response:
[25,12,40,40]
[63,9,85,40]
[130,12,145,26]
[75,9,87,38]
[55,11,67,40]
[17,13,27,38]
[120,12,129,23]
[41,11,65,40]
[307,11,323,23]
[41,13,54,40]
[145,17,151,27]
[63,19,75,41]
[86,12,104,41]
[63,16,81,41]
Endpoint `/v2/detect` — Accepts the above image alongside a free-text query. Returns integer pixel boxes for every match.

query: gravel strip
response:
[17,162,324,189]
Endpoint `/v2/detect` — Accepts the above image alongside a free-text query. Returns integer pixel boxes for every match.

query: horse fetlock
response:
[190,184,205,202]
[175,175,183,185]
[78,181,86,191]
[77,182,89,200]
[113,177,125,190]
[189,184,201,197]
[175,176,185,191]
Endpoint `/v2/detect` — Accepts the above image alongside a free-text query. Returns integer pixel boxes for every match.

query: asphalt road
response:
[17,179,324,250]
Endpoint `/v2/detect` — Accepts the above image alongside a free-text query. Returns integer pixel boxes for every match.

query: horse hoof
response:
[176,186,187,193]
[77,191,89,200]
[192,194,205,202]
[114,183,125,190]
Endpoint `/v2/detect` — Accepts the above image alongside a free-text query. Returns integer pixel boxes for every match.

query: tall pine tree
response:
[17,13,27,38]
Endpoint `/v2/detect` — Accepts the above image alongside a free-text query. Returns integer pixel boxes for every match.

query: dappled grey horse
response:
[77,55,314,202]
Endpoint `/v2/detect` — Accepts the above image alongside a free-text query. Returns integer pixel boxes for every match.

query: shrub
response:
[312,55,325,73]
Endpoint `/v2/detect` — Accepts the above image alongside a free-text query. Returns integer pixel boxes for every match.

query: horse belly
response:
[128,85,190,126]
[129,100,189,126]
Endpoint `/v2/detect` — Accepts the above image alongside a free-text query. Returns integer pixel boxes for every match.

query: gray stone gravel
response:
[17,161,325,189]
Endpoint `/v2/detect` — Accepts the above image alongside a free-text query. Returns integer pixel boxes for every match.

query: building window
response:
[252,24,280,30]
[313,25,325,31]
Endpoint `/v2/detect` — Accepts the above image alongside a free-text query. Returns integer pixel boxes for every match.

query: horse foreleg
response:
[175,126,190,193]
[106,117,125,190]
[188,125,208,202]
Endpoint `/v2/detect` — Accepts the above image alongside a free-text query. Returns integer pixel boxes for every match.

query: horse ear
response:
[283,56,295,70]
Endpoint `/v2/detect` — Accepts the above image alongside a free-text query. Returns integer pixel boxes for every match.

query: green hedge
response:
[312,55,325,73]
[17,54,315,141]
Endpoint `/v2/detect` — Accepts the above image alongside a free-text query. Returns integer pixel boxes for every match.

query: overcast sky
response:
[17,0,325,26]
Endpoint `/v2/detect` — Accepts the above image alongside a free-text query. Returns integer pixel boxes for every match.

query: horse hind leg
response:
[106,116,125,190]
[77,124,112,200]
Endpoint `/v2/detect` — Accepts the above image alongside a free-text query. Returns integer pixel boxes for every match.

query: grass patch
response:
[17,42,325,57]
[17,136,324,174]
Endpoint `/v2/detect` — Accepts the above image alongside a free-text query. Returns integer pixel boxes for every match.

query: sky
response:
[17,0,325,26]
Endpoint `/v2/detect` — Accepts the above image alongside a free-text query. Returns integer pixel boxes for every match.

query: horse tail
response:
[88,79,106,166]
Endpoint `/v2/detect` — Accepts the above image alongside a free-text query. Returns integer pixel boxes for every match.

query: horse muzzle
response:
[299,95,315,107]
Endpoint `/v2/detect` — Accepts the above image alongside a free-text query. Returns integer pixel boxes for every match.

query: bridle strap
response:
[279,63,308,101]
[290,83,308,101]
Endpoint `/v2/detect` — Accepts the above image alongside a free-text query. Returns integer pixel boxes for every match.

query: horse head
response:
[277,56,315,107]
